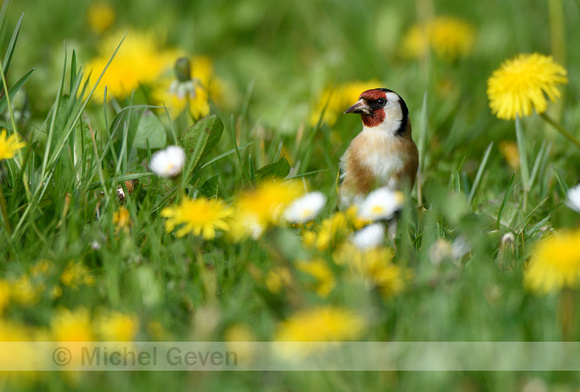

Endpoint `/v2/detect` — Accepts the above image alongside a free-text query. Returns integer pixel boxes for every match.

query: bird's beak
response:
[344,99,371,115]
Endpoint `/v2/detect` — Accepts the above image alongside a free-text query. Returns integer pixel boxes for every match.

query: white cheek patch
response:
[385,92,400,103]
[376,92,403,134]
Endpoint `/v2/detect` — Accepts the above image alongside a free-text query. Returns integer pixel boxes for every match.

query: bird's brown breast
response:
[340,121,418,203]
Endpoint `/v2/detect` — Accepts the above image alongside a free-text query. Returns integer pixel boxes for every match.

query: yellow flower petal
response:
[525,229,580,294]
[0,129,25,161]
[162,197,233,240]
[487,53,567,120]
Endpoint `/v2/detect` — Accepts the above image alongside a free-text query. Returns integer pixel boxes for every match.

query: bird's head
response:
[344,88,409,135]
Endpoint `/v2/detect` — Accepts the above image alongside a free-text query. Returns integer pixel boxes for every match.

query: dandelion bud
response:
[174,57,192,82]
[501,232,515,249]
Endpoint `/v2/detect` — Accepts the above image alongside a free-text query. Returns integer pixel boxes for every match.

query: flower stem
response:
[515,116,529,210]
[540,112,580,150]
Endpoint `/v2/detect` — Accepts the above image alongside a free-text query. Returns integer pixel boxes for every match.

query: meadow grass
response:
[1,0,580,390]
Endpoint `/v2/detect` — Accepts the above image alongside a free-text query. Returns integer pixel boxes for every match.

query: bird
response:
[338,88,418,209]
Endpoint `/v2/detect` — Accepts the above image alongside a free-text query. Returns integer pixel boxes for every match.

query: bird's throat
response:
[361,110,386,128]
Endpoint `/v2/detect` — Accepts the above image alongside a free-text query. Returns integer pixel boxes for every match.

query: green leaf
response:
[255,155,290,181]
[178,115,224,180]
[198,175,219,198]
[134,110,166,149]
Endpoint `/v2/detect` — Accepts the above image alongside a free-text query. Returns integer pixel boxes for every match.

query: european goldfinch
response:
[339,88,418,208]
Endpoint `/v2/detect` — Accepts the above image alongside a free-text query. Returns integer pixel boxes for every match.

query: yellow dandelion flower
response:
[61,261,95,289]
[302,207,357,251]
[302,230,317,248]
[401,25,429,60]
[10,275,43,306]
[152,56,224,119]
[265,267,292,294]
[0,279,10,315]
[274,306,365,351]
[51,307,95,342]
[161,197,233,239]
[296,259,335,297]
[29,259,54,277]
[525,230,580,294]
[0,319,39,372]
[498,141,520,170]
[86,30,180,102]
[50,307,95,370]
[428,17,475,61]
[335,244,409,297]
[401,16,475,61]
[487,53,568,120]
[310,80,381,126]
[50,285,63,299]
[0,129,25,161]
[87,1,115,35]
[95,311,139,341]
[113,206,131,233]
[231,181,304,240]
[225,324,256,361]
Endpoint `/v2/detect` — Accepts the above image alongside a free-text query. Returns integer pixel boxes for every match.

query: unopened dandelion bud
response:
[501,232,515,249]
[174,57,192,82]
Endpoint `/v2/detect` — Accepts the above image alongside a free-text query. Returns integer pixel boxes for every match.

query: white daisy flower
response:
[567,184,580,213]
[351,223,385,250]
[149,145,186,178]
[357,187,404,222]
[283,192,326,224]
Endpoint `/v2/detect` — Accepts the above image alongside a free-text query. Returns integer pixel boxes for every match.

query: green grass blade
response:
[468,142,493,205]
[70,50,77,96]
[2,12,23,76]
[0,67,34,114]
[529,141,549,189]
[497,172,515,228]
[552,168,568,194]
[200,141,253,170]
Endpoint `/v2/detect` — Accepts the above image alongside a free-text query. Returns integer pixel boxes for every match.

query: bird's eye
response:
[376,98,387,106]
